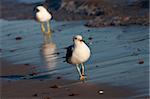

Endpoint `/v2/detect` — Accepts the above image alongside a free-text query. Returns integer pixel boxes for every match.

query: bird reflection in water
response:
[41,42,57,71]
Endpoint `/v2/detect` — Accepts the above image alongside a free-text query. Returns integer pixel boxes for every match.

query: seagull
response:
[34,5,52,42]
[66,35,91,81]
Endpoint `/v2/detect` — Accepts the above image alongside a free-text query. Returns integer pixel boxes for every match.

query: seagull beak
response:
[80,39,85,42]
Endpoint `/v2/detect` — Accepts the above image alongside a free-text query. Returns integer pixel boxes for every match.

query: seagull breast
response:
[36,6,52,22]
[71,42,90,64]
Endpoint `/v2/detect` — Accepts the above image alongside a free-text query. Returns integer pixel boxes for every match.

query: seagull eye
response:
[74,37,77,40]
[36,9,40,12]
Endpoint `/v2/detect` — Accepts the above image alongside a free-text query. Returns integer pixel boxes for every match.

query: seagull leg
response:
[45,21,52,43]
[47,21,51,33]
[76,64,82,76]
[81,63,85,76]
[47,21,51,37]
[76,64,85,81]
[41,22,48,43]
[80,63,86,81]
[41,22,45,33]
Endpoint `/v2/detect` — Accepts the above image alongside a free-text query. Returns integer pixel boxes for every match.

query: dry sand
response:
[0,59,135,99]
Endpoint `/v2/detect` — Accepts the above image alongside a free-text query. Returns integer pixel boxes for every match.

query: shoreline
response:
[0,0,149,98]
[0,59,137,99]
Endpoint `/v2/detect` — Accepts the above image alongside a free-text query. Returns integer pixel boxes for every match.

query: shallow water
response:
[0,19,149,98]
[17,0,44,4]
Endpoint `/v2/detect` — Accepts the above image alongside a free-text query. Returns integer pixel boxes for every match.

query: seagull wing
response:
[66,45,74,63]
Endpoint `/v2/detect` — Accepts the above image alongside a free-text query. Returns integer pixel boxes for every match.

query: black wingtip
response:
[34,3,48,10]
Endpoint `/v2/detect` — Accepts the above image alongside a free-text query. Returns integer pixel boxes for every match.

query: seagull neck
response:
[74,43,84,48]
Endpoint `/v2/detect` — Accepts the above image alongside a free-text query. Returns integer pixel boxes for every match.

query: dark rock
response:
[56,76,61,79]
[138,60,144,64]
[44,97,51,99]
[130,0,149,9]
[40,79,44,81]
[33,94,38,97]
[88,37,93,40]
[24,63,30,66]
[95,9,105,16]
[6,34,12,36]
[141,0,149,8]
[50,85,59,89]
[10,49,17,52]
[29,72,37,76]
[45,0,62,10]
[1,0,149,27]
[68,93,79,96]
[15,37,22,40]
[87,29,90,32]
[56,52,60,55]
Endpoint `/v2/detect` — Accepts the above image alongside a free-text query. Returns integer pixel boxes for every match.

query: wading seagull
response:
[34,5,52,41]
[66,35,91,81]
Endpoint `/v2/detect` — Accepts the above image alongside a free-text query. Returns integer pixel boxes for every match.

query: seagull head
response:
[35,6,47,13]
[34,5,52,21]
[73,35,84,45]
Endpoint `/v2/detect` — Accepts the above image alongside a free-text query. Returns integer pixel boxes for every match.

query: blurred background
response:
[1,0,149,26]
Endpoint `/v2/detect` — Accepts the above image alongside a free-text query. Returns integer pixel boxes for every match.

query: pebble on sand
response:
[50,85,60,89]
[88,37,93,40]
[56,76,61,79]
[15,36,22,40]
[99,90,104,94]
[32,93,38,97]
[138,60,144,64]
[68,93,79,96]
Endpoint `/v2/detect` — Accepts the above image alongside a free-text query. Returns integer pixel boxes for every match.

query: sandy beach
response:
[1,59,136,99]
[0,19,149,99]
[0,0,149,99]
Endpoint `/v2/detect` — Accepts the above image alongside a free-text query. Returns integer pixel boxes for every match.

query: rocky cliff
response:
[1,0,149,27]
[49,0,149,26]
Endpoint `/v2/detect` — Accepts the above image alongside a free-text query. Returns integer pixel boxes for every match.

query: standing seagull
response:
[66,35,91,81]
[34,5,52,42]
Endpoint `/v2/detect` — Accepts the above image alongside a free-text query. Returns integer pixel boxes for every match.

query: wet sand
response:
[0,1,149,97]
[1,59,135,99]
[0,19,149,98]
